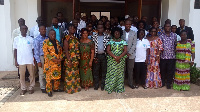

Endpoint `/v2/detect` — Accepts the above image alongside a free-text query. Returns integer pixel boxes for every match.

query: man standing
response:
[176,19,194,41]
[12,18,30,81]
[33,25,48,93]
[57,12,68,30]
[171,25,181,41]
[92,24,109,91]
[13,25,35,95]
[46,17,64,45]
[30,16,44,38]
[122,19,137,89]
[160,23,177,89]
[75,12,86,30]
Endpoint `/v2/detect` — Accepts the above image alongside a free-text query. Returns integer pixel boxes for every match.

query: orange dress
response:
[43,38,63,92]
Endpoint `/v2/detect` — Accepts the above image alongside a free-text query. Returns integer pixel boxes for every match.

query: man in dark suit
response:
[46,17,64,46]
[176,19,194,41]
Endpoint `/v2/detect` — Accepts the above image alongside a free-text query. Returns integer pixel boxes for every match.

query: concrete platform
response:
[0,71,200,112]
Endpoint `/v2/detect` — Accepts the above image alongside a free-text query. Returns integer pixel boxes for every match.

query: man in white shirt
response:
[75,12,86,30]
[30,16,44,38]
[12,18,30,81]
[121,18,138,33]
[13,25,35,95]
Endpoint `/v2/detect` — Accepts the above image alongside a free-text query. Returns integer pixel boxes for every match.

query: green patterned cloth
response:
[80,41,94,87]
[105,39,128,94]
[173,39,195,91]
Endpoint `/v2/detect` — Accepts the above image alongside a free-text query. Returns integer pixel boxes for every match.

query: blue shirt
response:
[97,35,104,54]
[33,35,48,63]
[53,26,60,42]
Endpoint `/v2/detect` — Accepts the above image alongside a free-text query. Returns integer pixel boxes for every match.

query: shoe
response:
[129,85,135,89]
[53,89,63,92]
[101,87,104,91]
[135,85,139,89]
[94,87,98,90]
[20,90,27,95]
[166,85,171,89]
[85,87,89,91]
[48,92,53,97]
[29,90,34,94]
[142,85,147,89]
[41,89,47,93]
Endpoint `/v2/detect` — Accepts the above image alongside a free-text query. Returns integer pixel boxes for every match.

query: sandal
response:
[142,85,147,89]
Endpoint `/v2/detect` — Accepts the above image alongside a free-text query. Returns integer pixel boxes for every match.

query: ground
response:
[0,71,200,112]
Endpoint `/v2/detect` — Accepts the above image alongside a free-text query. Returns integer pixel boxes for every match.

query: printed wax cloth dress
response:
[79,41,95,87]
[64,35,81,94]
[146,38,163,88]
[104,39,128,94]
[173,39,195,91]
[43,38,63,92]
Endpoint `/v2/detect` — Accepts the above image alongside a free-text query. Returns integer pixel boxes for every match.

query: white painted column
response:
[0,0,17,71]
[189,0,200,67]
[0,0,40,71]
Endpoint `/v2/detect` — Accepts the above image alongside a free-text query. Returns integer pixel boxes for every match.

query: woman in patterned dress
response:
[173,30,195,91]
[43,30,63,97]
[105,27,128,94]
[79,28,95,91]
[146,28,163,89]
[63,24,81,94]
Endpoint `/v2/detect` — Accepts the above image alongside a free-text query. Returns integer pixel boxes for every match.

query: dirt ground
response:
[0,71,199,112]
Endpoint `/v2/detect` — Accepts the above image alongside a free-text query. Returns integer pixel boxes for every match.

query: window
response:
[91,12,110,20]
[0,0,4,5]
[194,0,200,9]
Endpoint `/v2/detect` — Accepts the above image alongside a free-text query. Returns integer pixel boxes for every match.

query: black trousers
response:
[160,59,175,86]
[93,54,107,88]
[134,62,147,85]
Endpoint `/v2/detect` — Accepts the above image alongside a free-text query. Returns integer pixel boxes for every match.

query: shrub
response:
[190,63,200,84]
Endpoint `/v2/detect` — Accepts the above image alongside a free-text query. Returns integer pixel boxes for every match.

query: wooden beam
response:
[73,0,75,19]
[125,0,128,15]
[138,0,142,19]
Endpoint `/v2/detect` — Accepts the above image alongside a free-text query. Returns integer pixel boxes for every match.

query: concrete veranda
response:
[0,71,200,112]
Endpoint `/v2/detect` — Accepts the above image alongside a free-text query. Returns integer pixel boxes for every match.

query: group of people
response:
[12,12,195,97]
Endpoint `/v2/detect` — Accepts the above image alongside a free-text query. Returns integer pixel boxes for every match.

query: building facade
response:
[0,0,199,71]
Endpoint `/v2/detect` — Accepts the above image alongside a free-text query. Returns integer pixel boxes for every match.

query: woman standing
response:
[173,30,195,91]
[43,30,63,97]
[63,24,81,94]
[105,27,128,94]
[134,29,150,89]
[146,28,163,89]
[153,21,164,36]
[79,28,95,91]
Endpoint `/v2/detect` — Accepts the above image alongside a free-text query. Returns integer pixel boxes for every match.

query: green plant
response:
[190,63,200,84]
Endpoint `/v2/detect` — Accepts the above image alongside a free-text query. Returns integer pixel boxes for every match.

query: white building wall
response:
[0,0,40,71]
[189,0,200,67]
[161,0,200,67]
[0,0,16,71]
